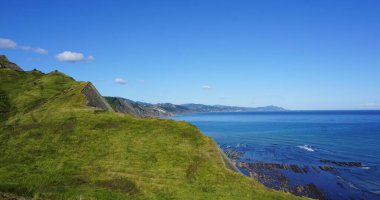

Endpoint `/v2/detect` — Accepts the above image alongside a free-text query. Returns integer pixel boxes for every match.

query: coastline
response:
[216,144,240,173]
[173,112,380,200]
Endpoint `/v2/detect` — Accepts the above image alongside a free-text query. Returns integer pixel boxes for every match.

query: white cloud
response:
[87,55,94,61]
[0,37,48,54]
[0,38,17,49]
[56,51,83,62]
[55,51,93,62]
[201,85,212,90]
[138,80,145,84]
[19,45,32,50]
[34,48,48,54]
[115,78,127,84]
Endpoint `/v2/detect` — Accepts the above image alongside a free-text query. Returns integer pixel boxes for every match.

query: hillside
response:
[0,56,301,199]
[106,96,286,118]
[0,55,23,71]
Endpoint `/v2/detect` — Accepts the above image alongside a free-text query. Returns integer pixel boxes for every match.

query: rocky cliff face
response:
[0,55,23,71]
[82,82,114,112]
[105,97,171,118]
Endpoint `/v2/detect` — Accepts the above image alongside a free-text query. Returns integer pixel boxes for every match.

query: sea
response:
[171,111,380,200]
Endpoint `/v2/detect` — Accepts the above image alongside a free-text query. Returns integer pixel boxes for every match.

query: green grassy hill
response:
[0,58,302,199]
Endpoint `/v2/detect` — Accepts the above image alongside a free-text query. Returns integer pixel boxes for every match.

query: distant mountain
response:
[156,103,192,114]
[106,97,286,117]
[181,103,286,112]
[248,105,286,111]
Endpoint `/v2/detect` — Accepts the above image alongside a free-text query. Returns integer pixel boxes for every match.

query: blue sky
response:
[1,0,379,110]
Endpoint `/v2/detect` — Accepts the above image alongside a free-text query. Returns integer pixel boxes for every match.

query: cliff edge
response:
[82,82,114,111]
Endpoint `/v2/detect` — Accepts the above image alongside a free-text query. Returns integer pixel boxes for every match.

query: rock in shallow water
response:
[319,165,336,171]
[289,184,326,200]
[239,162,308,173]
[320,159,363,167]
[239,161,328,199]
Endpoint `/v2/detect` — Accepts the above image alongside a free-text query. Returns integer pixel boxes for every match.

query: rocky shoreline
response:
[221,145,376,200]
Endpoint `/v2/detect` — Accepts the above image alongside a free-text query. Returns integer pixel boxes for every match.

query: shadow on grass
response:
[96,177,139,196]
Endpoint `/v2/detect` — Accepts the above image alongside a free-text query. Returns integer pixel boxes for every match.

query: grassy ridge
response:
[0,68,301,199]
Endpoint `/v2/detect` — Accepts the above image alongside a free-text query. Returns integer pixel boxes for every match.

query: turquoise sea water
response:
[172,111,380,200]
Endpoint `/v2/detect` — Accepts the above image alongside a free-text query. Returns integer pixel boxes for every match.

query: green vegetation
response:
[0,67,302,199]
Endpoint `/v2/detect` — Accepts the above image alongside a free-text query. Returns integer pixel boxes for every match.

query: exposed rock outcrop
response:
[105,97,171,118]
[289,184,326,200]
[320,160,362,167]
[239,162,309,174]
[82,82,114,111]
[319,166,336,171]
[0,55,23,71]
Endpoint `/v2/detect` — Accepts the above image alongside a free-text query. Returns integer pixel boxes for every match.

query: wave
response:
[337,176,359,190]
[361,166,371,170]
[297,145,315,152]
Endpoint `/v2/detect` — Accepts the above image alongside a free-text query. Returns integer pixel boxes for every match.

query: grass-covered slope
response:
[0,67,301,199]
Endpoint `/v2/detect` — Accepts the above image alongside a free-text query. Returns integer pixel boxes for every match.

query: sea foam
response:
[297,145,315,152]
